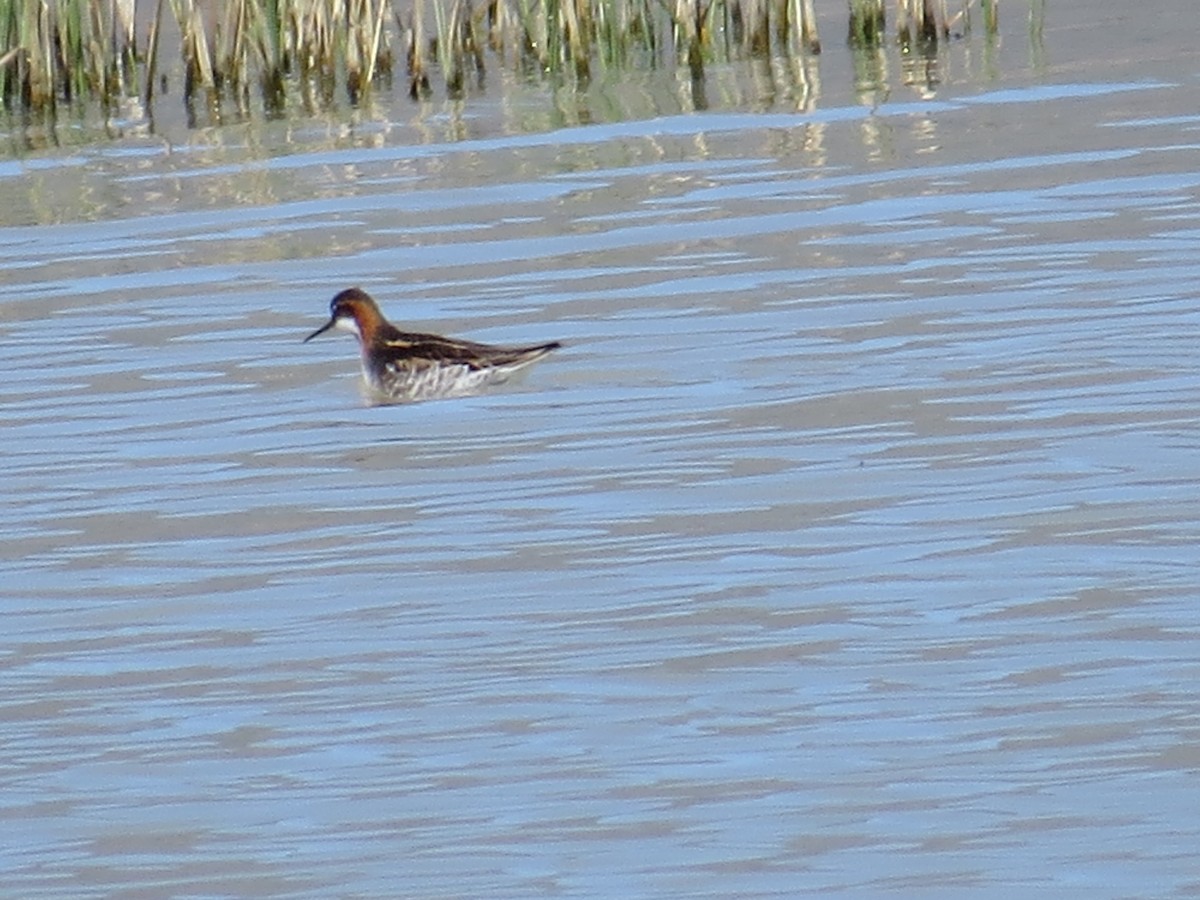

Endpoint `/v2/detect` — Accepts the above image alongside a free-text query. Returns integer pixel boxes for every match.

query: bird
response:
[304,287,562,403]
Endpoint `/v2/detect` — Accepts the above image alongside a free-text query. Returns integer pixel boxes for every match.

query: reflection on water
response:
[3,7,1200,897]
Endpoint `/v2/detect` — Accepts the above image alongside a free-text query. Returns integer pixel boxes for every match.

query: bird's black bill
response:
[304,319,336,343]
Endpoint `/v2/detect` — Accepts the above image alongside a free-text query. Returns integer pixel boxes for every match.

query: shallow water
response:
[3,5,1200,898]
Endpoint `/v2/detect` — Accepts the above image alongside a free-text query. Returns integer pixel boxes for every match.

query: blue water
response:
[3,10,1200,897]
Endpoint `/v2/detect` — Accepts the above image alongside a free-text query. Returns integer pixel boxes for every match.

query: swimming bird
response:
[304,287,562,403]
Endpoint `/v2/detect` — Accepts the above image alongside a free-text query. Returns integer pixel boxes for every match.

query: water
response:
[3,6,1200,898]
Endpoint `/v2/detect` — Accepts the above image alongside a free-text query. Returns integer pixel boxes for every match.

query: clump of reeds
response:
[850,0,1000,49]
[2,0,396,119]
[166,0,395,114]
[451,0,821,90]
[0,0,1007,123]
[1,0,139,113]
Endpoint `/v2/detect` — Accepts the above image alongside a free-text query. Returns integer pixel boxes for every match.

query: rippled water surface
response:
[3,6,1200,898]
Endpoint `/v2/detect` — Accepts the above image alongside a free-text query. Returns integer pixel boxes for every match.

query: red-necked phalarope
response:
[304,287,562,403]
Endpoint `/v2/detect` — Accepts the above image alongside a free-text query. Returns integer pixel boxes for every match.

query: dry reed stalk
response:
[366,0,391,83]
[5,0,54,109]
[170,0,215,97]
[738,0,768,56]
[345,0,365,97]
[558,0,589,81]
[514,0,548,70]
[897,0,942,42]
[404,0,431,97]
[667,0,708,81]
[342,0,386,99]
[430,0,455,92]
[142,0,164,102]
[795,0,818,52]
[848,0,885,46]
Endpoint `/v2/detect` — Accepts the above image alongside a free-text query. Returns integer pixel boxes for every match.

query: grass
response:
[0,0,1008,121]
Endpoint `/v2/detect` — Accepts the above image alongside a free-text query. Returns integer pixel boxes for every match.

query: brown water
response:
[3,4,1200,898]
